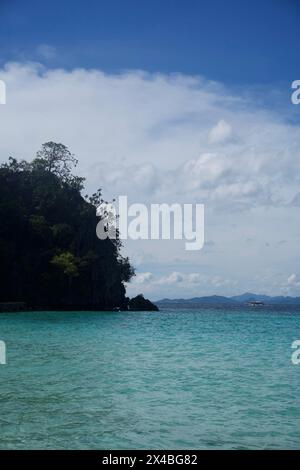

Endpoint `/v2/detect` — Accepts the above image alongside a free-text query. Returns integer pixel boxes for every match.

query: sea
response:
[0,306,300,449]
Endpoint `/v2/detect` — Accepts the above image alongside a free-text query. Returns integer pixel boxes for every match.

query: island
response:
[0,142,158,312]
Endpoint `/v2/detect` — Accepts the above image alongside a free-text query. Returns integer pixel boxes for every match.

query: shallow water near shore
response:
[1,307,300,449]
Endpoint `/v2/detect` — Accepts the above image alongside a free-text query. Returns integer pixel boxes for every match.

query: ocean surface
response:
[1,306,300,449]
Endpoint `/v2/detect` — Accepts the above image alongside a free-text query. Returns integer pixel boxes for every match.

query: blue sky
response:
[0,0,299,85]
[1,1,300,299]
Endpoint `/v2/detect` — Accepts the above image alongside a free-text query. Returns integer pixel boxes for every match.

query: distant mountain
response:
[156,293,300,307]
[231,292,300,304]
[230,293,270,302]
[156,295,238,307]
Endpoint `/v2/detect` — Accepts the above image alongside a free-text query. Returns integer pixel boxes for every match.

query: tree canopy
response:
[0,143,135,309]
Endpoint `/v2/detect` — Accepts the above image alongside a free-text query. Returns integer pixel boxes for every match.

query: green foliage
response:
[29,215,49,237]
[118,256,136,283]
[88,188,103,207]
[0,143,134,308]
[51,252,79,279]
[34,141,85,190]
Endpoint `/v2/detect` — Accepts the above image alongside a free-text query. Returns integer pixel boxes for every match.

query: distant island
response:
[156,292,300,308]
[0,142,157,312]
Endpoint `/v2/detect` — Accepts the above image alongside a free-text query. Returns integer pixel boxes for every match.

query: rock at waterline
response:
[129,294,159,311]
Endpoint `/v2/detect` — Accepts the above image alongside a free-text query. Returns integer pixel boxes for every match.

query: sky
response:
[0,0,300,299]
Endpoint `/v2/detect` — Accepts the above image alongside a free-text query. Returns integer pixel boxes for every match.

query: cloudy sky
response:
[0,0,300,299]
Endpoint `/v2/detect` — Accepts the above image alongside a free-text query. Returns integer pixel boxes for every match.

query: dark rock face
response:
[129,294,159,311]
[0,143,135,310]
[0,302,27,312]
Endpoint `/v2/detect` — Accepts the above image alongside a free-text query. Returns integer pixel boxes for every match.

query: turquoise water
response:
[1,307,300,449]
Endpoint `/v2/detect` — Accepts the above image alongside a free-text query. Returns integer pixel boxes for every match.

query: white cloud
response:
[187,273,202,283]
[1,62,299,297]
[36,44,56,61]
[287,274,300,289]
[208,119,232,144]
[133,272,154,284]
[291,192,300,206]
[131,269,234,293]
[158,272,184,285]
[0,62,299,211]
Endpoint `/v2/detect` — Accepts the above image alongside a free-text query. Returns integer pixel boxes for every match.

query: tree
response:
[118,256,135,283]
[34,142,85,190]
[51,252,79,303]
[0,142,136,309]
[51,252,79,279]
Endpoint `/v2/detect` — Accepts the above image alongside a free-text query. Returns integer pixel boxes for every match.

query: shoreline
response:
[0,303,159,313]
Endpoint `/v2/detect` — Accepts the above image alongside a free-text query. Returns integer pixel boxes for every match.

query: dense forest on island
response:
[0,142,152,310]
